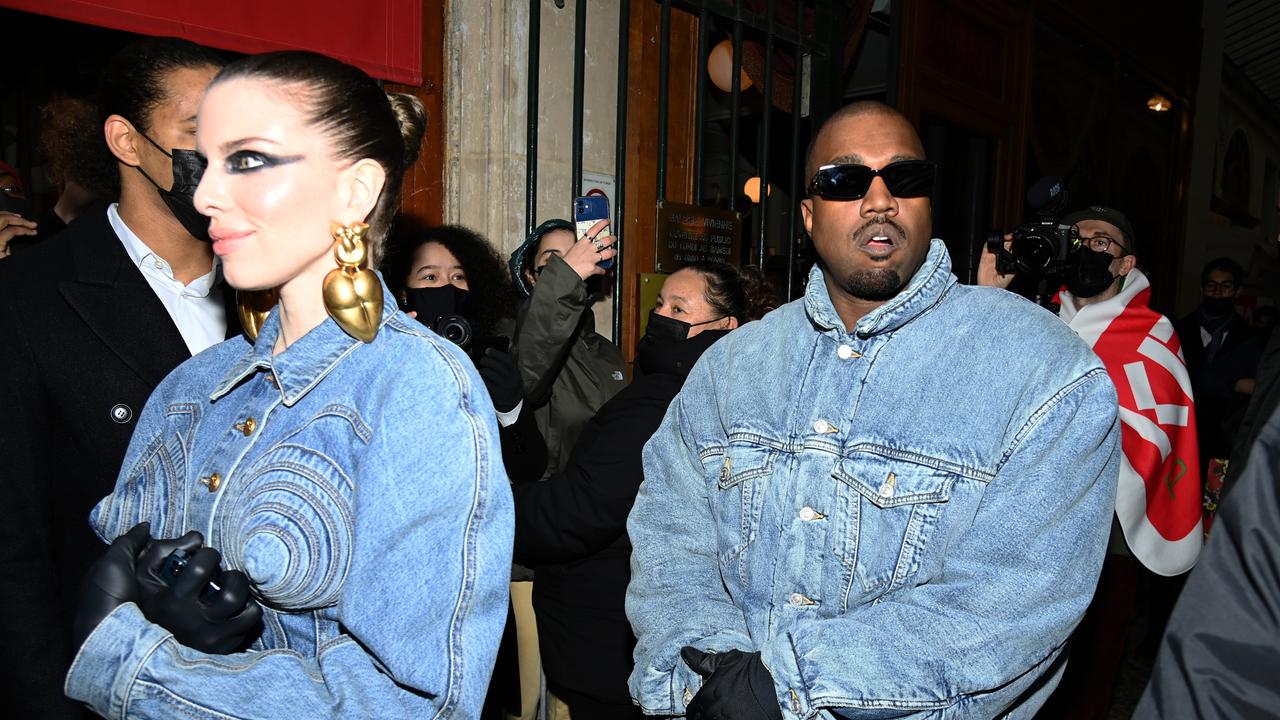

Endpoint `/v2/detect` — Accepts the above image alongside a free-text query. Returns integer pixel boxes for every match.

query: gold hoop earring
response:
[236,288,279,344]
[322,221,383,343]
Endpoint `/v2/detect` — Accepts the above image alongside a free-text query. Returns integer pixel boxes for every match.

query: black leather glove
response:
[72,522,150,649]
[682,647,784,720]
[477,347,523,413]
[135,529,205,599]
[137,545,263,654]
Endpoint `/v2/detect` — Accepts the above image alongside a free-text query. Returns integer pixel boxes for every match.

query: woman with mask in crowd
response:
[65,51,512,719]
[392,221,547,485]
[390,221,547,719]
[510,261,777,720]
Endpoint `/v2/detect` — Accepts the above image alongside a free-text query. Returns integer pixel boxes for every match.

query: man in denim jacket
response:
[626,102,1121,719]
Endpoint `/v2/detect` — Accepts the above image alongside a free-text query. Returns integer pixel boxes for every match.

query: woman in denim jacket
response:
[65,52,514,719]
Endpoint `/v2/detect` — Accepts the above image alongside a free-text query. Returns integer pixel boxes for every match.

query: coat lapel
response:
[58,212,191,387]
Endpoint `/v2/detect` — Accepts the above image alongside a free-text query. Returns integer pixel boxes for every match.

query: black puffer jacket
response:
[511,328,730,705]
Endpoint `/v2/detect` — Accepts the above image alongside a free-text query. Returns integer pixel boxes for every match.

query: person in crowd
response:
[1175,257,1263,475]
[0,159,38,257]
[1133,400,1280,718]
[62,50,512,719]
[513,261,776,720]
[388,221,548,720]
[1251,305,1277,337]
[39,95,113,232]
[390,221,546,483]
[0,38,234,719]
[626,101,1120,720]
[979,206,1201,718]
[509,218,627,477]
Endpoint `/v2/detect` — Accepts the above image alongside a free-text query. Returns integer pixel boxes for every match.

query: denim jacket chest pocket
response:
[830,447,990,606]
[105,403,200,540]
[215,404,366,612]
[703,440,778,584]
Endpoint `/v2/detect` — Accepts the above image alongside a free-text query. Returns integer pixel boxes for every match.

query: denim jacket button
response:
[788,592,810,607]
[235,417,257,436]
[199,473,222,492]
[799,506,816,521]
[813,419,830,433]
[837,344,861,359]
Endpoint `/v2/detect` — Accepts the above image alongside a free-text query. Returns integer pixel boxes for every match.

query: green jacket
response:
[515,255,627,477]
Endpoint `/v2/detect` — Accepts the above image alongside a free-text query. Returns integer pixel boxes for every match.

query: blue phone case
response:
[573,196,613,269]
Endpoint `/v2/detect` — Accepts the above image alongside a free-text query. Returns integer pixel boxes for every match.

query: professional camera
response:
[986,176,1079,276]
[427,313,473,350]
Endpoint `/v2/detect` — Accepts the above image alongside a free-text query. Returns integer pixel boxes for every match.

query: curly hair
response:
[679,260,782,322]
[386,220,520,339]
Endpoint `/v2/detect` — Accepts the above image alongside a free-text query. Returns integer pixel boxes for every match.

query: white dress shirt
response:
[108,204,227,355]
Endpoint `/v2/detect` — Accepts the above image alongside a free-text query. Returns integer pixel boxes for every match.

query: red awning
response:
[9,0,423,85]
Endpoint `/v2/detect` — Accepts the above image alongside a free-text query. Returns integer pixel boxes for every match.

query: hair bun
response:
[387,92,427,169]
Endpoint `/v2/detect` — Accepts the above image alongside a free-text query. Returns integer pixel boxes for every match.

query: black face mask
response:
[0,193,35,221]
[404,285,471,322]
[1065,247,1119,299]
[404,285,474,347]
[641,310,728,346]
[133,128,211,242]
[1201,296,1235,317]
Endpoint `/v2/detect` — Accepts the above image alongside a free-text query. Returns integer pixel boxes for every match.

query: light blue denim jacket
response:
[626,240,1121,719]
[65,281,514,719]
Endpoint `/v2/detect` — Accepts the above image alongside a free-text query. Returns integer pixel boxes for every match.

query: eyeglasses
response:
[1078,234,1127,254]
[807,160,937,201]
[1203,280,1237,292]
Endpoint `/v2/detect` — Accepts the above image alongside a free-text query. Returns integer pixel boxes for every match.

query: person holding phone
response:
[512,261,777,720]
[508,217,627,479]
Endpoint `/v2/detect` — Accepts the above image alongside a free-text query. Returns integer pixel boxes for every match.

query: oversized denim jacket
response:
[65,282,514,719]
[626,240,1121,719]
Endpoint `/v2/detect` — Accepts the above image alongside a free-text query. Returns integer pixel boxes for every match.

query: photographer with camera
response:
[392,222,547,483]
[980,205,1201,719]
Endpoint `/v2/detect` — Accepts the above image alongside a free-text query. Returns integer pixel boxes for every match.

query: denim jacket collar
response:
[212,278,400,406]
[804,238,955,338]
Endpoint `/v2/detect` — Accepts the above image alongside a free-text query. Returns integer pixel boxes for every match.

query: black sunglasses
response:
[807,160,937,201]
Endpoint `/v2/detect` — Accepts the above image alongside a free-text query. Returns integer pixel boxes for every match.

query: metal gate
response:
[524,0,858,342]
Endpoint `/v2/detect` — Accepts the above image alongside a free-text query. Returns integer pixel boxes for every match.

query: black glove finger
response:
[90,522,153,600]
[202,569,252,620]
[171,546,222,599]
[484,347,517,365]
[681,645,722,678]
[108,522,153,561]
[202,599,264,654]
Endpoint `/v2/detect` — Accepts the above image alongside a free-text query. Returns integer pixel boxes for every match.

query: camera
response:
[429,313,473,350]
[986,176,1078,276]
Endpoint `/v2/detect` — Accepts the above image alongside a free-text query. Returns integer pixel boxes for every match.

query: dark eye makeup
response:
[226,150,302,173]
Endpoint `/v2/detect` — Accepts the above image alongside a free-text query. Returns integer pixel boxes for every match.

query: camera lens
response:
[436,314,473,349]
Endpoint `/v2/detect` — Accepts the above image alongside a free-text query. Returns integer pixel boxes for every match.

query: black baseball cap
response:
[1063,206,1137,257]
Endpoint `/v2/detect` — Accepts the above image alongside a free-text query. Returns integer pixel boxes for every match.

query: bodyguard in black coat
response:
[512,327,730,719]
[0,38,229,718]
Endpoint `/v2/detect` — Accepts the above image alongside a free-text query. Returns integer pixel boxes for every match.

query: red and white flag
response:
[1060,269,1202,576]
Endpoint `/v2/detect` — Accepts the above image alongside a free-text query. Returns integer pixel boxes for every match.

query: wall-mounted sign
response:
[654,201,742,273]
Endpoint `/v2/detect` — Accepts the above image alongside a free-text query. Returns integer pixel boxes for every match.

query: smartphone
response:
[159,549,221,598]
[573,195,613,270]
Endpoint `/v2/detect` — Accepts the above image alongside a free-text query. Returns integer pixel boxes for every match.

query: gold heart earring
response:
[322,221,383,343]
[236,288,279,344]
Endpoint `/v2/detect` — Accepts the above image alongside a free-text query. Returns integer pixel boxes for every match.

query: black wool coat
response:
[511,329,729,705]
[0,207,238,718]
